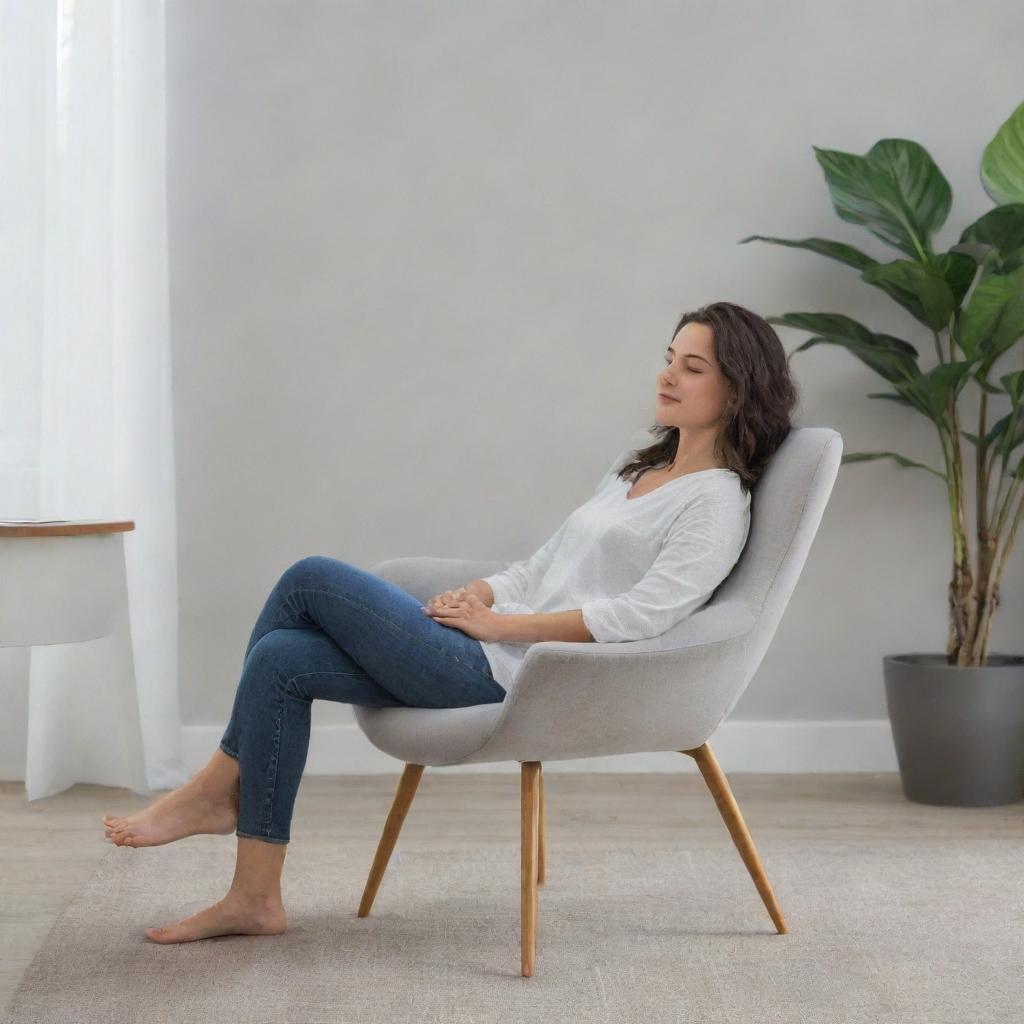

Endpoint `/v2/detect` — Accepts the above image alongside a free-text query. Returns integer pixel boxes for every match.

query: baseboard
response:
[181,719,899,773]
[0,720,900,782]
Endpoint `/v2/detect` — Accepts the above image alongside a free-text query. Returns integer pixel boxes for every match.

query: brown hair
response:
[616,301,799,496]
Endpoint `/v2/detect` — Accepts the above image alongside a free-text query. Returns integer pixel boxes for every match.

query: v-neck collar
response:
[622,468,733,502]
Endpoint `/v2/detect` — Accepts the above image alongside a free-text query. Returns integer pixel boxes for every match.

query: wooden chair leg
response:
[357,762,425,918]
[537,765,546,887]
[521,760,541,977]
[680,743,788,934]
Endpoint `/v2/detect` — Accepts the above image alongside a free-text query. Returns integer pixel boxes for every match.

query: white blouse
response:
[477,464,751,692]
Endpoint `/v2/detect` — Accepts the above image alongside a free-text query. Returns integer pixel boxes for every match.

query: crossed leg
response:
[100,556,503,944]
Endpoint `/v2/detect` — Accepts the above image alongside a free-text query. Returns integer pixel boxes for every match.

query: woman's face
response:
[655,321,732,430]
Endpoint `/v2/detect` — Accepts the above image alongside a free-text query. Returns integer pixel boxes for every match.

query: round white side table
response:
[0,519,151,800]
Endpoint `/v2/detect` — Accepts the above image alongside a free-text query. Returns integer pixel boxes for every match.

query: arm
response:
[495,608,594,643]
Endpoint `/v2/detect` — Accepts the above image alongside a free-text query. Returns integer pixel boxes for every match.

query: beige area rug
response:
[3,836,1022,1024]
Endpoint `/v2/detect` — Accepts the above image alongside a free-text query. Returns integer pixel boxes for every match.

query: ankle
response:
[191,774,239,804]
[226,887,283,912]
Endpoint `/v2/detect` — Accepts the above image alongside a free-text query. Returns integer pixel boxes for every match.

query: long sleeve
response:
[579,496,748,643]
[479,512,575,606]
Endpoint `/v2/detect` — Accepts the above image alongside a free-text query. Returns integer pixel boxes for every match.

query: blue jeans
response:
[218,556,506,844]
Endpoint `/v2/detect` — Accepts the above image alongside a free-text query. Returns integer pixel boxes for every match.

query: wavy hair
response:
[616,301,799,496]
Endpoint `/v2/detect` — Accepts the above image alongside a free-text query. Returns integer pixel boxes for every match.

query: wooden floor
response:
[4,772,1022,1007]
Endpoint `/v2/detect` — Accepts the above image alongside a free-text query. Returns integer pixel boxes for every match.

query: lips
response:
[658,393,680,402]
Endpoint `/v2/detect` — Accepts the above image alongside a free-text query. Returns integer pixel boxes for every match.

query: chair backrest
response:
[604,423,843,709]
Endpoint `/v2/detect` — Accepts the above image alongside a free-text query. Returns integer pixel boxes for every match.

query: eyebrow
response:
[666,346,712,365]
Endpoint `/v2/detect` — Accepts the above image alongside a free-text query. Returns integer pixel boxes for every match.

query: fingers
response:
[428,601,465,618]
[422,593,471,619]
[425,587,468,614]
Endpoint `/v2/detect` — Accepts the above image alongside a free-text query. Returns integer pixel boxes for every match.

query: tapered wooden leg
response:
[358,763,425,918]
[680,743,788,934]
[537,765,546,887]
[521,760,541,976]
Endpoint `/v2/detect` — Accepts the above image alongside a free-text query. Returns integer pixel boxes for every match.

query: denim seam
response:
[256,684,285,838]
[287,586,495,679]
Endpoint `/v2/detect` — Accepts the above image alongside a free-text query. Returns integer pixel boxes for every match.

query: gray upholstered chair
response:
[354,425,843,976]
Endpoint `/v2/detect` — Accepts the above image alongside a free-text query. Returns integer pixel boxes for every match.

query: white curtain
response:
[0,0,186,799]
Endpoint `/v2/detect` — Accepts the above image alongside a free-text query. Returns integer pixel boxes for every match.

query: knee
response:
[241,634,300,699]
[286,554,330,575]
[242,630,315,704]
[281,554,342,588]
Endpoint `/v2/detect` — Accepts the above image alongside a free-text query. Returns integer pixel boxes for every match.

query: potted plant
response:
[741,98,1024,807]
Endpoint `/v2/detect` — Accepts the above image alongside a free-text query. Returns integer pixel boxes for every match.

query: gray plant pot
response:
[883,653,1024,806]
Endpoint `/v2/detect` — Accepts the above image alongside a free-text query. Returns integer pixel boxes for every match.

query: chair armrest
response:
[474,599,757,762]
[586,597,756,654]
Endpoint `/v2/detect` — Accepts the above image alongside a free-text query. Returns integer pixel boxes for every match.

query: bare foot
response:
[102,780,239,848]
[145,893,287,944]
[103,787,180,830]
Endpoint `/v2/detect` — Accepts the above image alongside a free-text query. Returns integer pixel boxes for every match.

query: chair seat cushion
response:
[353,701,507,766]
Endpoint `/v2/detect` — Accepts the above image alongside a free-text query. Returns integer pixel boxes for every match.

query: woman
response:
[102,300,797,944]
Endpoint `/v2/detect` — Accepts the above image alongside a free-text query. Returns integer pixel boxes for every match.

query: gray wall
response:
[165,0,1023,737]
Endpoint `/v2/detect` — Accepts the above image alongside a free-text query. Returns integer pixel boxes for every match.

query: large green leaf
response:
[841,451,947,480]
[768,312,920,382]
[958,204,1024,269]
[980,99,1024,205]
[867,391,917,408]
[737,234,879,272]
[770,312,936,417]
[813,139,951,260]
[958,265,1024,374]
[933,251,980,309]
[918,360,976,419]
[860,259,958,330]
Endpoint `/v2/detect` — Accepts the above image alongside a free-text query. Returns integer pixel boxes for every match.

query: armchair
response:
[353,426,843,976]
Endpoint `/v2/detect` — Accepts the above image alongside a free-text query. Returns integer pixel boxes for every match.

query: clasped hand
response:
[420,586,505,643]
